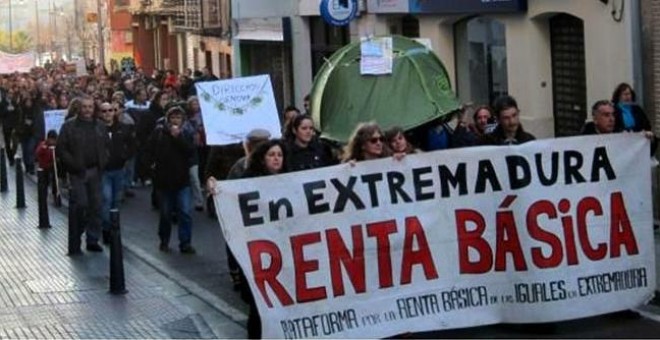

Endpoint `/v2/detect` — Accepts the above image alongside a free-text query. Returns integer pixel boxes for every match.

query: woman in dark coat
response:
[611,83,652,132]
[611,82,657,153]
[240,139,289,339]
[284,115,335,171]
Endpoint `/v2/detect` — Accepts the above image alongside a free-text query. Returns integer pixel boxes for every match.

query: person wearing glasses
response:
[481,95,535,146]
[342,122,391,163]
[99,102,136,245]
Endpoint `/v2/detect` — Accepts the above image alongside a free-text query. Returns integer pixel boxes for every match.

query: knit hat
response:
[245,128,271,141]
[165,105,185,117]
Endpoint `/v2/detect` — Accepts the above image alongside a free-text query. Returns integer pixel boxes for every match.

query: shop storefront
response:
[362,0,637,138]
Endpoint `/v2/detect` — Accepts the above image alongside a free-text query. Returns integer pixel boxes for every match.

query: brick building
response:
[109,0,134,69]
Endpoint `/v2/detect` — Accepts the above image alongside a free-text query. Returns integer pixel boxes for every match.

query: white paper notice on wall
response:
[360,37,393,75]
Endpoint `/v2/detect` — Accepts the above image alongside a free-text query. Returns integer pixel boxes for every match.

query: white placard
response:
[195,75,282,145]
[360,37,393,75]
[76,59,87,77]
[43,110,67,135]
[214,134,655,339]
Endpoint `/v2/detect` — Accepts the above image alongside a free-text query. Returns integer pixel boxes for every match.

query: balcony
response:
[130,0,177,15]
[170,0,230,36]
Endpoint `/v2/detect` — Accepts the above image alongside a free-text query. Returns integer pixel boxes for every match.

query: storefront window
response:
[310,17,350,76]
[455,17,508,106]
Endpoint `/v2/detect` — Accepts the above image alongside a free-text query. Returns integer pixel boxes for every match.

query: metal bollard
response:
[15,157,25,209]
[67,203,81,255]
[36,169,52,229]
[109,209,128,295]
[0,148,7,193]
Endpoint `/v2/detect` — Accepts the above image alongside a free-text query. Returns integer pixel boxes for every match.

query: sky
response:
[0,0,75,34]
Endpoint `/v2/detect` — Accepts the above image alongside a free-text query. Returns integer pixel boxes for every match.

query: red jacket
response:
[35,141,55,170]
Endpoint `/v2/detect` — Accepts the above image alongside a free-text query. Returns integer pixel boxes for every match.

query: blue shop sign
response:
[320,0,359,26]
[409,0,527,14]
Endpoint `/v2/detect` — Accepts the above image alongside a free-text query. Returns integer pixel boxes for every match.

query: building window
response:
[193,47,199,70]
[218,52,231,79]
[454,17,508,106]
[310,17,349,76]
[401,15,420,38]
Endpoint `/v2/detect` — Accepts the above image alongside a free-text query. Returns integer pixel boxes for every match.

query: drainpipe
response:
[630,0,643,105]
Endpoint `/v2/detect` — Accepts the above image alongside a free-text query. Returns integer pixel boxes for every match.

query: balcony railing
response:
[170,0,230,35]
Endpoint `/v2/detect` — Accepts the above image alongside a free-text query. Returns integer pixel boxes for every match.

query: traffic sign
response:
[320,0,358,26]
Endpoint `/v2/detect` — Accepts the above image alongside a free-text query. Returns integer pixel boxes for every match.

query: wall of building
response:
[407,0,635,138]
[231,0,295,19]
[641,0,660,134]
[109,0,134,64]
[132,16,155,73]
[185,33,232,76]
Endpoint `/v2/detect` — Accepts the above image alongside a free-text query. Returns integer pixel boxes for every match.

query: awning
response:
[234,18,284,42]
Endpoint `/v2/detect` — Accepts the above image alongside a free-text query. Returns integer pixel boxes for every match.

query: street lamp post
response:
[96,0,105,70]
[35,0,39,63]
[8,0,13,51]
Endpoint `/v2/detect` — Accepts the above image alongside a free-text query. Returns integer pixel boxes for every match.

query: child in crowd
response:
[35,130,60,205]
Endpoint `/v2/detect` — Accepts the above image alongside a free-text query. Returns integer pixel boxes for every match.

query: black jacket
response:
[204,143,245,181]
[614,104,652,133]
[145,125,194,191]
[614,104,658,154]
[105,121,137,170]
[582,121,657,155]
[580,122,601,135]
[285,140,334,172]
[56,117,110,175]
[480,125,536,146]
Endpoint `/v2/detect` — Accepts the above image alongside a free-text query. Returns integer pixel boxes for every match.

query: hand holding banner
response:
[214,134,655,339]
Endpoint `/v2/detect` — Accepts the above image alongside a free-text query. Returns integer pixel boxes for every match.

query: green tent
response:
[310,35,460,143]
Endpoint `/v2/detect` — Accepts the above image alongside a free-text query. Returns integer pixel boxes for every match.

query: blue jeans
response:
[157,186,192,248]
[102,169,125,231]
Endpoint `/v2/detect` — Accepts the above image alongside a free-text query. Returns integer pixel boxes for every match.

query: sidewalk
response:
[0,166,241,338]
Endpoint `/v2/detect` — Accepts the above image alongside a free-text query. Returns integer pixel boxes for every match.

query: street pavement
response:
[6,158,660,338]
[0,164,244,339]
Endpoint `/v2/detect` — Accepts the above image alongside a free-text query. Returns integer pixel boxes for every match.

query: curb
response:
[23,173,249,327]
[122,237,249,325]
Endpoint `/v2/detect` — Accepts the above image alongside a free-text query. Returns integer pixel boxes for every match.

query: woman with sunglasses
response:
[342,122,391,163]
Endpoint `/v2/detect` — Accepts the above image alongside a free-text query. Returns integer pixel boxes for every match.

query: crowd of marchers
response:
[0,61,656,339]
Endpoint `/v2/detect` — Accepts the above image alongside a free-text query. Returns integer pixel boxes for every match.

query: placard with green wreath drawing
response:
[195,75,282,145]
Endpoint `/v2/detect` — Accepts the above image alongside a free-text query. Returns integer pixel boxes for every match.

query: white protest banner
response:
[0,50,34,74]
[195,75,281,145]
[76,59,87,77]
[214,134,655,339]
[43,110,67,135]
